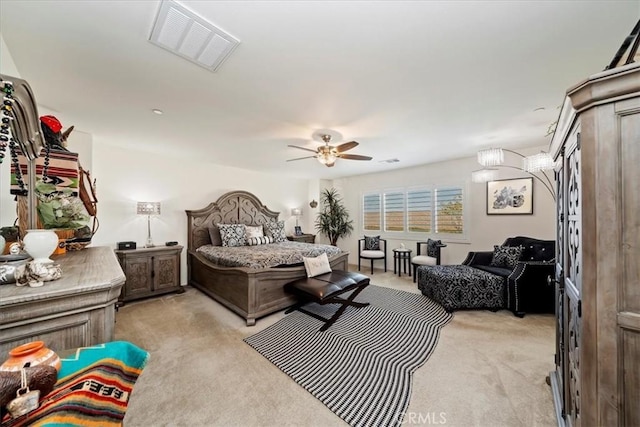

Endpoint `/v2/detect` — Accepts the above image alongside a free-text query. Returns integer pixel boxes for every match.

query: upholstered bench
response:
[284,270,370,331]
[417,265,505,312]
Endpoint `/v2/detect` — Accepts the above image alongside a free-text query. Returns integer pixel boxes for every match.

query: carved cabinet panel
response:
[116,245,183,303]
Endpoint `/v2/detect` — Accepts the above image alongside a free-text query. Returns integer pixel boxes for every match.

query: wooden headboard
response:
[185,190,280,252]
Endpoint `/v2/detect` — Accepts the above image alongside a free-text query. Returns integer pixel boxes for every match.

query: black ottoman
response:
[417,265,505,312]
[285,270,370,331]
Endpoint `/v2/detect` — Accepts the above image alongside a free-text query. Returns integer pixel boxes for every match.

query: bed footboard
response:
[188,251,349,325]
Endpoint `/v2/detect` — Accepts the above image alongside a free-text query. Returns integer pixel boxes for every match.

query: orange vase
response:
[0,341,61,372]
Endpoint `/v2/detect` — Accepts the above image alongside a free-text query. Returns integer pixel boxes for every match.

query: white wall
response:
[91,143,313,285]
[334,145,556,268]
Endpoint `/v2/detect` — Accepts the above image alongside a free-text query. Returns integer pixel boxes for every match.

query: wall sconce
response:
[309,200,318,208]
[137,201,161,247]
[472,148,556,200]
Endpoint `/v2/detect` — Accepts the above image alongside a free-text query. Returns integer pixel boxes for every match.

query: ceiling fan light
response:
[317,152,337,165]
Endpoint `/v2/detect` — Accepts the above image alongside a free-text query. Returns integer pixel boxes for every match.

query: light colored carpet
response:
[114,268,556,427]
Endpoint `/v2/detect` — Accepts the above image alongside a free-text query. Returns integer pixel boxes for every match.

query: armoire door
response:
[563,127,582,427]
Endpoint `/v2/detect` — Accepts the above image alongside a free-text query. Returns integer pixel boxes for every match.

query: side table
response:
[393,248,412,277]
[286,234,315,244]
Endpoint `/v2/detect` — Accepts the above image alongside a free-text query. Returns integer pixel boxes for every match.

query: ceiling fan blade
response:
[286,155,317,162]
[339,154,373,161]
[335,141,359,153]
[288,145,318,154]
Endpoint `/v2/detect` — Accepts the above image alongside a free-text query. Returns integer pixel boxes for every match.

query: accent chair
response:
[358,236,387,274]
[411,239,446,283]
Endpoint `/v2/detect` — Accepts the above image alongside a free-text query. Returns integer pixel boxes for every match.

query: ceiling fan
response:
[287,134,373,167]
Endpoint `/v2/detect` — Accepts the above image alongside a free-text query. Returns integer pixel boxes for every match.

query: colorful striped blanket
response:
[10,148,79,196]
[1,341,149,427]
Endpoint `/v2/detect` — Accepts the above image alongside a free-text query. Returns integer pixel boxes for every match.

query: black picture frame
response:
[487,177,534,215]
[294,226,303,236]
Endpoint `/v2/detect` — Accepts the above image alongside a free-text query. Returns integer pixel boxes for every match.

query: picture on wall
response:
[487,177,533,215]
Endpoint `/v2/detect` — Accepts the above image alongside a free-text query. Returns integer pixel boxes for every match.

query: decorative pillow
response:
[217,223,246,247]
[208,226,222,246]
[426,238,442,257]
[246,236,274,246]
[245,225,264,239]
[364,235,380,250]
[490,245,524,269]
[303,252,332,278]
[264,221,287,243]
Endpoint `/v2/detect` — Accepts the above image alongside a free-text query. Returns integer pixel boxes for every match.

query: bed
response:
[186,190,349,326]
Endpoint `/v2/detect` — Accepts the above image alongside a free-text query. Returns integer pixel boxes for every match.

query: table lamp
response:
[137,201,161,248]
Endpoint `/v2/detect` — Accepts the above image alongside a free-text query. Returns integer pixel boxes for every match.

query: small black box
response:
[117,241,136,250]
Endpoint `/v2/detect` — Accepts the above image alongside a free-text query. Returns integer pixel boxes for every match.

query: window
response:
[435,187,463,234]
[361,183,467,239]
[407,188,431,232]
[362,193,381,231]
[384,191,405,232]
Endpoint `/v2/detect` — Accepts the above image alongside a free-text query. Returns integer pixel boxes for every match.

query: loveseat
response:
[417,236,555,316]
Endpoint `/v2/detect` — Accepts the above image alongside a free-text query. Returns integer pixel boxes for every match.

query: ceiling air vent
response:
[149,0,240,72]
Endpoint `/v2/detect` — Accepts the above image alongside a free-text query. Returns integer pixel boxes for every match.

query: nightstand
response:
[115,245,184,304]
[287,234,316,244]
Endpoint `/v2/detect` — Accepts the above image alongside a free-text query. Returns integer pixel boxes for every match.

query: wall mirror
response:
[1,74,45,230]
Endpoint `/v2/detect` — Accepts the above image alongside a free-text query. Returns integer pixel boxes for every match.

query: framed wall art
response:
[486,177,533,215]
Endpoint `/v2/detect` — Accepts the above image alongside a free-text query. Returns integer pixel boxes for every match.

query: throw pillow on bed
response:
[208,226,222,246]
[264,220,287,243]
[490,245,524,269]
[364,235,380,250]
[246,236,274,246]
[217,223,247,247]
[245,225,264,239]
[303,252,332,278]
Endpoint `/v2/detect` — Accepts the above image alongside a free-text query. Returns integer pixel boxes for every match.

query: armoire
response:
[548,25,640,427]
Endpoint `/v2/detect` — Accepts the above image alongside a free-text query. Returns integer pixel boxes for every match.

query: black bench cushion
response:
[285,270,370,301]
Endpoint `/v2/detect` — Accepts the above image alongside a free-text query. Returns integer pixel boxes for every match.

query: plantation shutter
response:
[384,191,405,232]
[435,186,463,234]
[407,188,431,232]
[363,193,381,231]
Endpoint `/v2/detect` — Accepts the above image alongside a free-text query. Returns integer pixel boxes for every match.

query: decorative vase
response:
[0,341,61,372]
[23,229,58,264]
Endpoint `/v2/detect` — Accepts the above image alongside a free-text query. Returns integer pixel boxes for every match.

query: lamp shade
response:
[471,168,498,183]
[523,152,555,172]
[291,208,302,217]
[477,148,504,167]
[137,202,161,215]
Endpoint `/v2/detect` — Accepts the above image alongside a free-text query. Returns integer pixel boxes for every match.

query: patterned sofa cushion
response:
[490,245,523,269]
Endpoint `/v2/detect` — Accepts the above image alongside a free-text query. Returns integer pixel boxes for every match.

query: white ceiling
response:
[1,1,638,180]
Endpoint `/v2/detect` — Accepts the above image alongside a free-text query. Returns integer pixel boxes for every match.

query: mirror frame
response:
[1,74,45,230]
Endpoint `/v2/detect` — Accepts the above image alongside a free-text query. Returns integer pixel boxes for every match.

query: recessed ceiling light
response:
[533,107,545,111]
[152,109,164,115]
[379,158,400,164]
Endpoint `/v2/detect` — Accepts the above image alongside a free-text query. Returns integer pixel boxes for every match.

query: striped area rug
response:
[244,285,453,427]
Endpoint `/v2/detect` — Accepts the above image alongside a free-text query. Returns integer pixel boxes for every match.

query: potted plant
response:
[315,188,354,246]
[34,181,90,237]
